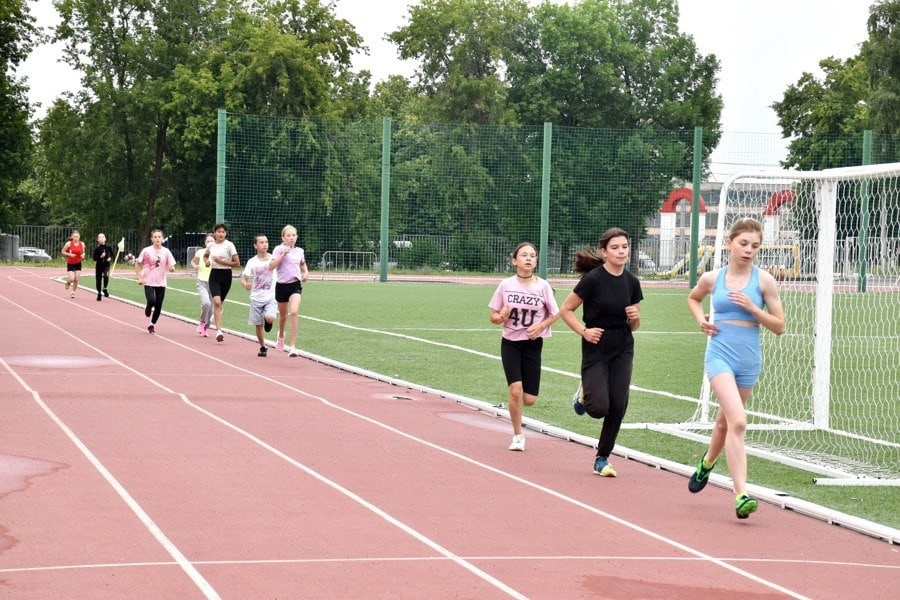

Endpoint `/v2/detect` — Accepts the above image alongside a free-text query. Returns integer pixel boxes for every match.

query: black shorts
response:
[275,280,302,303]
[500,337,544,396]
[208,268,233,299]
[66,263,82,272]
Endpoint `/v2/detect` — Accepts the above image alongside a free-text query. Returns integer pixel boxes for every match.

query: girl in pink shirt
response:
[488,242,559,451]
[268,224,309,356]
[135,229,176,334]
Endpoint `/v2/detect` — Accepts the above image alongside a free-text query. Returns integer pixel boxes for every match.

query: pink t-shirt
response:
[137,246,176,287]
[488,276,559,341]
[271,245,306,283]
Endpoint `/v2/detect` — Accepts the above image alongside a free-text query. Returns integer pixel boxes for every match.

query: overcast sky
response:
[21,0,871,179]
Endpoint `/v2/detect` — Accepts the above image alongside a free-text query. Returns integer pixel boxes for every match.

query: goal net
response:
[671,163,900,485]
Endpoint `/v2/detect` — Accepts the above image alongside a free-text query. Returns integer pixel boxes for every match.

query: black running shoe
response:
[264,320,273,333]
[258,346,267,357]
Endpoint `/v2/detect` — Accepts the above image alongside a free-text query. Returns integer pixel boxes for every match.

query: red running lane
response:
[0,267,897,599]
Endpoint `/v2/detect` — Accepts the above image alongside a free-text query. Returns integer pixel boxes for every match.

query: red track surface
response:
[1,266,897,599]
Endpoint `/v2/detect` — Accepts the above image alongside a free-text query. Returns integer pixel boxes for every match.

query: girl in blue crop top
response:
[685,218,786,520]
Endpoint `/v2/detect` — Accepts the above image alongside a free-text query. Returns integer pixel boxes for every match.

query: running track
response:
[0,266,897,599]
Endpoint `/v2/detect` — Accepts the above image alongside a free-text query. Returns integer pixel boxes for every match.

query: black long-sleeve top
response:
[93,243,114,268]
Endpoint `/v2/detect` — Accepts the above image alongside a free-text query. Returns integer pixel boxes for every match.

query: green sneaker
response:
[735,494,759,519]
[688,456,716,493]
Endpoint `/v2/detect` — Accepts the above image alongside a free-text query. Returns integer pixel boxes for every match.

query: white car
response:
[18,247,52,262]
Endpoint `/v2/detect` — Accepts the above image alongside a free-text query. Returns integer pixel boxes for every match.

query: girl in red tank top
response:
[61,230,86,298]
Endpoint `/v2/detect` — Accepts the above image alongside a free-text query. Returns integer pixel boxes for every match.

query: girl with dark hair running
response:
[488,242,559,451]
[558,228,643,477]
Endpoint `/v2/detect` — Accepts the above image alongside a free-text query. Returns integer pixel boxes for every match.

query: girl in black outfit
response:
[558,227,643,477]
[92,233,114,301]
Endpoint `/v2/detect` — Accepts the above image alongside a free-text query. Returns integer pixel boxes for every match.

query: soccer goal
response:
[659,162,900,485]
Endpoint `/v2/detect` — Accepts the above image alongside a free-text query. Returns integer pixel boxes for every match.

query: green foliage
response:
[396,238,444,269]
[448,233,494,271]
[0,0,35,230]
[863,0,900,136]
[34,0,364,241]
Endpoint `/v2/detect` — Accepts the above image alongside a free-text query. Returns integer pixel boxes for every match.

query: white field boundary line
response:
[5,280,818,599]
[137,276,704,404]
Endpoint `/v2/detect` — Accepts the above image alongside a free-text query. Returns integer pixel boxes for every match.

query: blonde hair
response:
[281,225,297,236]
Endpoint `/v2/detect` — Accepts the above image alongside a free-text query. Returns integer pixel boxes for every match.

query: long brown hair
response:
[572,227,629,274]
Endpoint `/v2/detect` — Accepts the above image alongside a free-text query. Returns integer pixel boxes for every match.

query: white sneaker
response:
[508,434,525,451]
[288,346,299,357]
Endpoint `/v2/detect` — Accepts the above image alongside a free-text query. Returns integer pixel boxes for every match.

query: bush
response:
[397,238,444,269]
[448,235,493,272]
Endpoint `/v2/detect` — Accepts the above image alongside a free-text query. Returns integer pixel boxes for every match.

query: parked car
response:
[18,247,52,262]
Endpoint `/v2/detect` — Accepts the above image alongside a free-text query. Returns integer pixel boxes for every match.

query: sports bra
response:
[712,266,763,323]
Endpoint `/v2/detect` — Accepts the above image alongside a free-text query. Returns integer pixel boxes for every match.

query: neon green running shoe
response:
[735,494,759,519]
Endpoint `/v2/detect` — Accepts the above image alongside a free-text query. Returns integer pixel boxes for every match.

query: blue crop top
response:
[712,266,764,323]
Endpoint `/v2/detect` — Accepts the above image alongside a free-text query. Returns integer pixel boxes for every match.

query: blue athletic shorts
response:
[704,322,762,388]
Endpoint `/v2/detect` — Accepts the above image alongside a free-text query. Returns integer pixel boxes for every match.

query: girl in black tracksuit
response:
[93,233,114,301]
[558,227,643,477]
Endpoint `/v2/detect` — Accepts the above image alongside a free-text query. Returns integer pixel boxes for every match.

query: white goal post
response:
[663,162,900,485]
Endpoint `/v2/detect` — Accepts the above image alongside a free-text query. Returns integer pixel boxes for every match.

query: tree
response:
[37,0,364,242]
[864,0,900,136]
[0,0,35,230]
[389,0,528,124]
[504,0,720,262]
[505,0,720,132]
[862,0,900,164]
[772,56,871,171]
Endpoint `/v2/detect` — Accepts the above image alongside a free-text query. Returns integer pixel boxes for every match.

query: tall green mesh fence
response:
[220,113,697,277]
[220,113,897,280]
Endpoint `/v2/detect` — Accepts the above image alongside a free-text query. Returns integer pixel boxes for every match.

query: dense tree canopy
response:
[0,0,35,230]
[34,0,362,240]
[16,0,892,254]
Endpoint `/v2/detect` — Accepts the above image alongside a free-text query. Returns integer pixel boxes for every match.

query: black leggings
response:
[581,333,634,458]
[144,286,166,324]
[95,264,109,293]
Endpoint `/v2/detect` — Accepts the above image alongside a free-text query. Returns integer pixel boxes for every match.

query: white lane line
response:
[0,287,528,600]
[5,280,811,599]
[0,356,221,600]
[3,554,897,576]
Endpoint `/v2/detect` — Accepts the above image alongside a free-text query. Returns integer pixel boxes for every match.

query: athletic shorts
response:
[704,322,762,388]
[66,263,82,272]
[208,268,233,299]
[500,337,544,396]
[248,298,277,326]
[275,280,302,303]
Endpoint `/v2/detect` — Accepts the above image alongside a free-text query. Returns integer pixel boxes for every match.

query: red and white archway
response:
[658,187,707,269]
[762,189,795,244]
